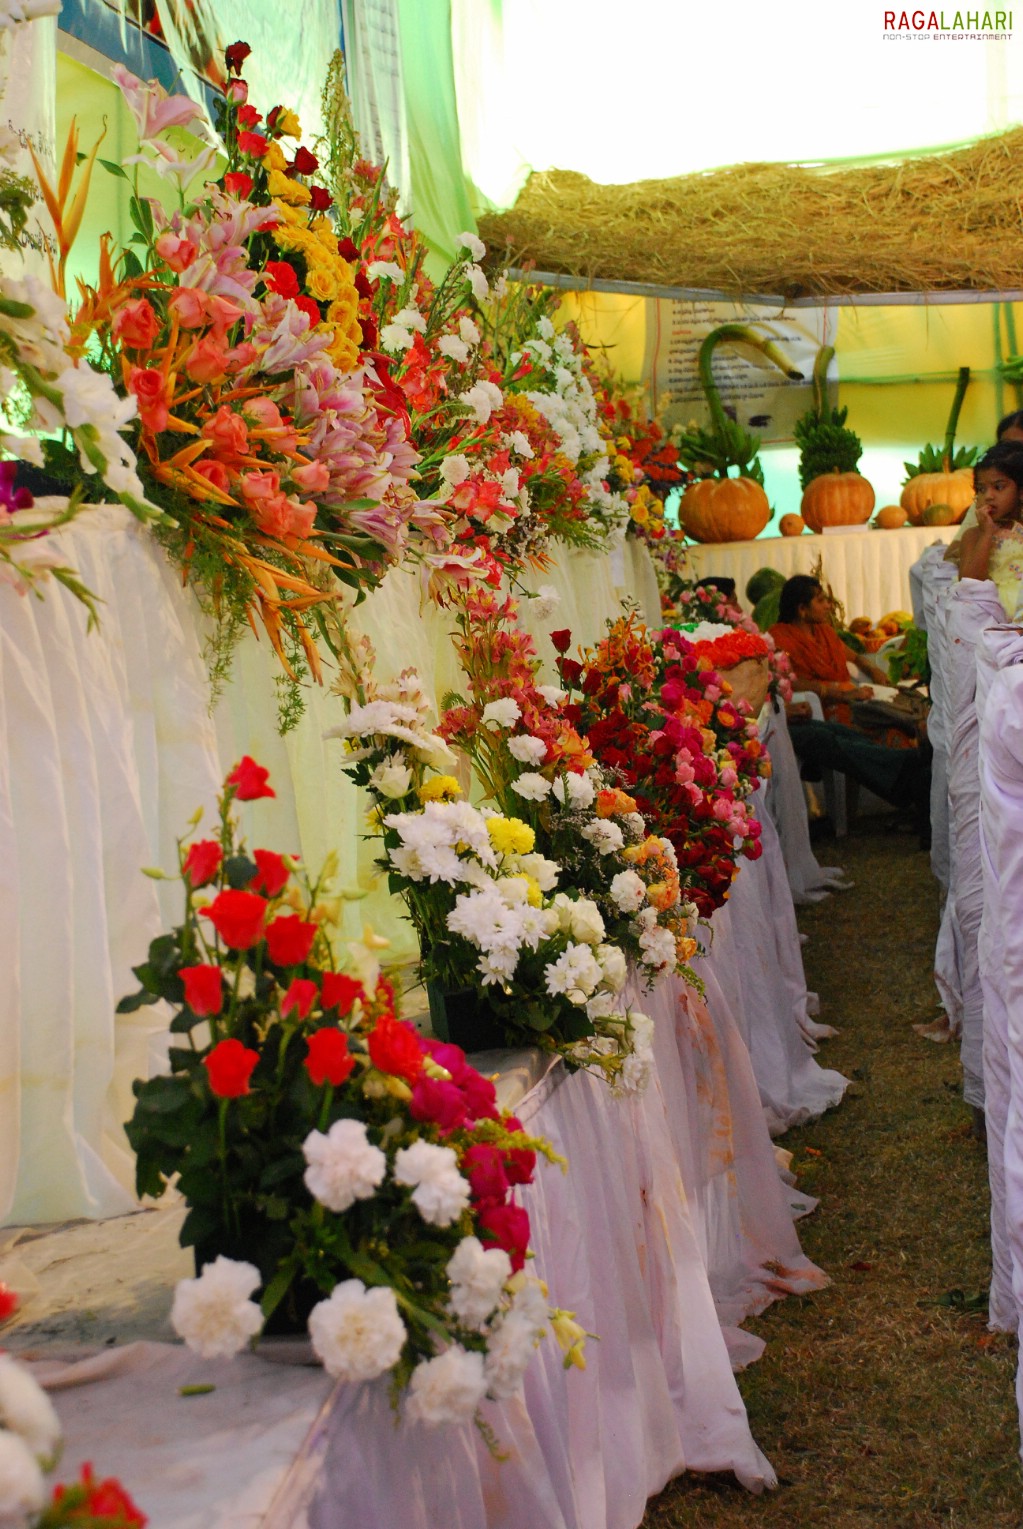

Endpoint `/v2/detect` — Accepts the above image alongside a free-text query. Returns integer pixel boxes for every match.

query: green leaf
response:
[128,195,154,240]
[99,158,129,180]
[224,854,258,889]
[116,989,160,1014]
[121,249,144,279]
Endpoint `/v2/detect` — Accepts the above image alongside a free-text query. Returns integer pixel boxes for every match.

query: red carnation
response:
[225,39,252,72]
[410,1076,468,1134]
[550,628,572,654]
[281,977,318,1020]
[202,888,267,949]
[236,129,268,157]
[182,838,223,888]
[321,971,364,1014]
[461,1142,509,1203]
[305,1027,355,1087]
[225,756,275,800]
[53,1463,146,1526]
[252,848,290,897]
[204,1037,259,1098]
[288,146,319,177]
[366,1013,423,1081]
[223,170,253,198]
[264,260,300,299]
[265,913,317,967]
[179,963,224,1016]
[294,294,322,327]
[478,1201,531,1272]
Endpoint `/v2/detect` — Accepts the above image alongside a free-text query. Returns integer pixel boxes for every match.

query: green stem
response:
[812,345,835,422]
[697,323,802,472]
[942,366,971,467]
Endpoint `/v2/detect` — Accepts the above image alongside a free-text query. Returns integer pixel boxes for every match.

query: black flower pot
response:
[426,983,508,1052]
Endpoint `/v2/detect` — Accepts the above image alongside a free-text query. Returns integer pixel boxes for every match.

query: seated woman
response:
[768,575,892,727]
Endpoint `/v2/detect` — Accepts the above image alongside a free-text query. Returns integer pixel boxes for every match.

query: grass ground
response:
[642,817,1021,1528]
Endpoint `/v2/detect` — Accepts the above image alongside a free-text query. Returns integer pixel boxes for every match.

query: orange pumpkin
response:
[779,513,805,537]
[678,477,770,543]
[800,470,875,533]
[874,504,907,529]
[900,469,974,525]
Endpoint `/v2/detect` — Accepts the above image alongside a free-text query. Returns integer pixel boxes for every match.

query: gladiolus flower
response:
[367,1013,423,1082]
[128,366,171,433]
[179,963,224,1016]
[202,888,267,949]
[281,977,318,1020]
[223,170,253,198]
[0,1283,18,1322]
[182,838,222,886]
[112,297,160,350]
[203,1037,259,1097]
[265,914,317,967]
[305,1028,355,1087]
[53,1463,146,1527]
[251,848,289,897]
[321,972,364,1014]
[225,755,274,799]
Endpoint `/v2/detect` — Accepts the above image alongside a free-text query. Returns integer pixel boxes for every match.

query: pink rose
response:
[128,367,170,434]
[286,499,316,538]
[185,336,230,384]
[201,405,248,459]
[154,232,198,273]
[112,298,160,350]
[291,459,330,494]
[167,287,208,329]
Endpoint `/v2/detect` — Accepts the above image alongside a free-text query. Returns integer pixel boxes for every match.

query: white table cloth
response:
[759,701,852,906]
[684,523,957,621]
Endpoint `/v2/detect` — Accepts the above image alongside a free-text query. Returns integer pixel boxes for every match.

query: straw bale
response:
[478,130,1023,297]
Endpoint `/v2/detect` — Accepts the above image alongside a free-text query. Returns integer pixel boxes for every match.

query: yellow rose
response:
[273,107,301,138]
[267,168,311,205]
[271,199,306,228]
[262,141,288,175]
[306,265,340,302]
[328,334,360,371]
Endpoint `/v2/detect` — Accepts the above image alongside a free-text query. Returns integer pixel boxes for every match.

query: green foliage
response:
[887,624,930,687]
[903,442,978,479]
[793,405,864,490]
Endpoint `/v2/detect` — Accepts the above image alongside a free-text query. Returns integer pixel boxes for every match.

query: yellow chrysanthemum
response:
[523,874,543,908]
[273,108,301,138]
[262,141,288,175]
[487,816,535,856]
[418,775,462,802]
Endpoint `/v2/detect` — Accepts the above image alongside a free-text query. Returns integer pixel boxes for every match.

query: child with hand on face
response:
[958,443,1023,615]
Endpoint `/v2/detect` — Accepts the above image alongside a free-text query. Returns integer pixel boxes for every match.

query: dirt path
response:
[643,820,1020,1528]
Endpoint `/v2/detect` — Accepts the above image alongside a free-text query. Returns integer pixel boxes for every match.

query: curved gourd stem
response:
[811,344,835,422]
[697,322,803,457]
[942,365,970,468]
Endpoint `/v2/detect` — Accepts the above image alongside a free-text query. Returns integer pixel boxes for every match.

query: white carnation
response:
[447,1236,512,1329]
[308,1280,406,1382]
[458,315,481,345]
[581,819,625,855]
[610,869,646,913]
[481,697,520,729]
[394,305,427,334]
[638,921,677,972]
[439,453,471,487]
[504,429,533,458]
[380,322,413,353]
[170,1256,264,1360]
[511,771,552,802]
[303,1119,387,1212]
[457,231,487,262]
[393,1141,471,1226]
[465,264,489,302]
[483,1312,538,1399]
[538,684,567,707]
[552,772,595,809]
[0,1430,45,1523]
[438,334,470,365]
[532,585,559,620]
[0,1356,61,1463]
[406,1345,487,1425]
[507,734,548,766]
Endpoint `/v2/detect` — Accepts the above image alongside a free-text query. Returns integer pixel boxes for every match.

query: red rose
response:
[236,104,261,129]
[0,1282,18,1322]
[263,260,300,299]
[461,1142,509,1203]
[354,269,372,300]
[195,459,231,495]
[179,963,224,1016]
[223,170,253,198]
[550,628,572,654]
[236,130,268,157]
[321,971,364,1014]
[252,848,290,897]
[293,294,322,327]
[309,185,332,212]
[224,39,252,72]
[410,1076,468,1133]
[478,1201,531,1272]
[204,1037,259,1098]
[265,914,317,967]
[182,838,222,887]
[305,1027,355,1088]
[128,366,171,434]
[366,1013,423,1081]
[112,297,160,350]
[202,888,267,949]
[53,1464,146,1526]
[225,756,274,800]
[337,236,360,262]
[288,146,319,177]
[281,977,318,1021]
[558,658,583,687]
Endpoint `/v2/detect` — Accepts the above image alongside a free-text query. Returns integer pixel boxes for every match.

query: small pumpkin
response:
[874,504,907,529]
[678,476,770,543]
[778,513,805,537]
[922,502,956,527]
[900,469,974,524]
[800,469,875,533]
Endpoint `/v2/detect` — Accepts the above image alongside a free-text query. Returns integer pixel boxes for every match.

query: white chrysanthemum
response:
[610,869,646,913]
[458,315,481,345]
[367,259,404,283]
[581,819,625,855]
[507,734,547,766]
[481,697,520,729]
[0,1430,45,1522]
[510,771,552,802]
[303,1119,387,1213]
[368,756,413,800]
[457,230,486,262]
[552,772,596,809]
[596,942,628,992]
[406,1345,487,1426]
[393,1142,471,1226]
[0,1357,61,1464]
[308,1280,406,1382]
[544,942,603,1002]
[170,1256,263,1360]
[447,1236,512,1329]
[437,334,469,365]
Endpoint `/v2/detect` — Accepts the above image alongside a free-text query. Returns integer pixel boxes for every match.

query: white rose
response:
[515,852,559,892]
[596,942,628,992]
[170,1256,264,1360]
[0,1356,61,1464]
[393,1141,471,1226]
[308,1280,406,1382]
[406,1345,487,1426]
[368,756,413,800]
[0,1430,45,1523]
[569,899,606,946]
[447,1236,512,1329]
[511,771,552,802]
[303,1119,387,1213]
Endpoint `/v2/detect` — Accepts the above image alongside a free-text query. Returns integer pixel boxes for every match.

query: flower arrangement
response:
[556,614,769,917]
[122,758,578,1426]
[656,573,794,705]
[0,1336,145,1526]
[326,633,654,1086]
[588,365,692,542]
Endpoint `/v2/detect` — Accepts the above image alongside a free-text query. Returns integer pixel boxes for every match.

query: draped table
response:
[684,523,957,618]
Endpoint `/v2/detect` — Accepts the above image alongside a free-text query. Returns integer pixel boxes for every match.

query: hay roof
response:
[478,130,1023,299]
